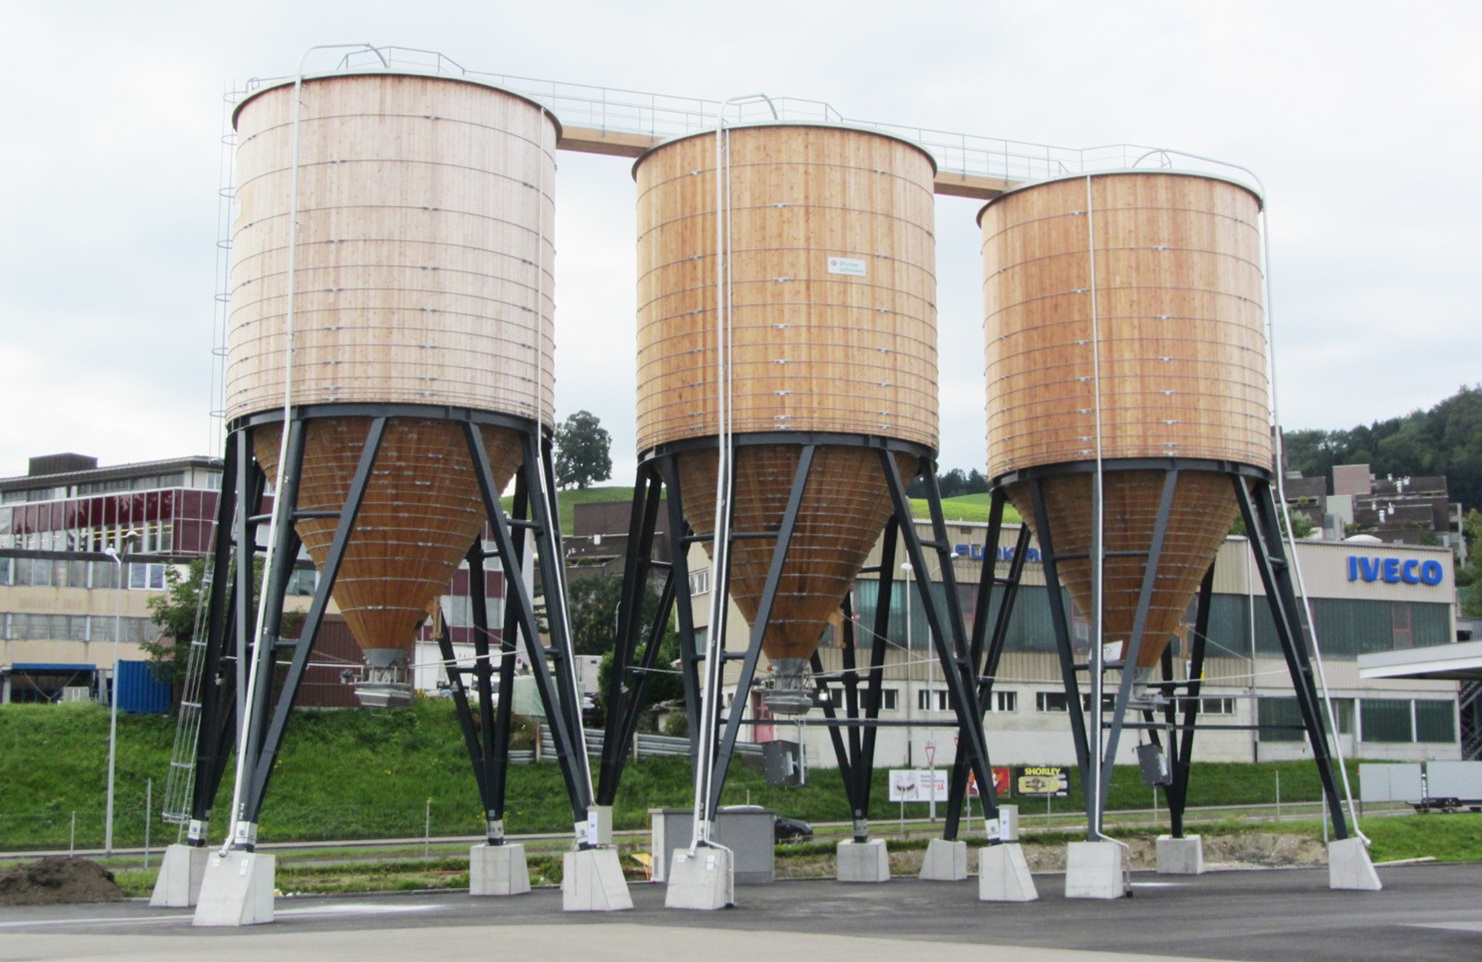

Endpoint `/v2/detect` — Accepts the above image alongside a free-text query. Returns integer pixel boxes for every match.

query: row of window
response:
[819,688,1238,716]
[0,558,318,596]
[0,558,169,590]
[848,580,1453,658]
[2,613,155,643]
[1,471,197,503]
[1258,697,1455,743]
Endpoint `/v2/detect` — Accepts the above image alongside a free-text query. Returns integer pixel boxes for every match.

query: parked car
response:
[719,805,814,843]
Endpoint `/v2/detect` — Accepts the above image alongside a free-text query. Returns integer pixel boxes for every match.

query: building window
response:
[689,568,709,596]
[1198,697,1235,715]
[1081,693,1117,712]
[1414,700,1456,743]
[829,687,899,711]
[1036,691,1069,713]
[1329,697,1355,735]
[1257,697,1305,742]
[1360,698,1413,743]
[917,688,948,712]
[989,690,1017,712]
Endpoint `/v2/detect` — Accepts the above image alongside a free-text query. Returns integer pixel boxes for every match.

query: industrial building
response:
[683,518,1465,771]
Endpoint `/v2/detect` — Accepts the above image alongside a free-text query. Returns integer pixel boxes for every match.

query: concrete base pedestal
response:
[150,843,209,907]
[1065,841,1130,900]
[837,839,890,883]
[978,843,1038,902]
[1156,835,1205,875]
[1328,837,1382,891]
[469,843,531,896]
[192,851,275,926]
[919,839,968,881]
[561,848,633,911]
[664,846,734,910]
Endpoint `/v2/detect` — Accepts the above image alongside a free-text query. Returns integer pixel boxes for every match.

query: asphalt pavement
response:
[2,863,1480,962]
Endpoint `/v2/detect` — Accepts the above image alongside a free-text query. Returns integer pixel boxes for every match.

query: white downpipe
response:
[1083,176,1119,850]
[219,43,385,857]
[1258,206,1367,843]
[688,94,772,852]
[530,109,596,816]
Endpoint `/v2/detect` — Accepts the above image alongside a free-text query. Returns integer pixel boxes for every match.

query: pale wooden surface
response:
[983,172,1269,666]
[635,124,939,452]
[228,73,557,426]
[1006,471,1238,668]
[254,418,521,654]
[981,172,1270,478]
[677,446,918,662]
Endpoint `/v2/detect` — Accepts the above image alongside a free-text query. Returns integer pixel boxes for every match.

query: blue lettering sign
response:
[1346,555,1443,588]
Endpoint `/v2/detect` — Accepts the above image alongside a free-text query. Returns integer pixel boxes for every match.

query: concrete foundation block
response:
[1065,840,1130,900]
[192,851,275,926]
[561,848,633,911]
[664,846,734,910]
[978,843,1038,902]
[150,843,209,907]
[1328,837,1382,891]
[1156,835,1205,875]
[919,839,968,881]
[469,843,531,896]
[836,839,890,883]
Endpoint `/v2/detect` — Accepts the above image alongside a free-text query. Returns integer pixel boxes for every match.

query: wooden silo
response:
[979,171,1269,670]
[634,123,937,691]
[228,72,555,664]
[186,69,602,863]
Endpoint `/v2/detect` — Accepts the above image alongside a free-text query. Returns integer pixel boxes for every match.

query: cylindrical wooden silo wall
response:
[227,72,558,657]
[635,124,937,663]
[980,172,1269,667]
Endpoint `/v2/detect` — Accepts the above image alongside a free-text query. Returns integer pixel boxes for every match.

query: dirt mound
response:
[0,857,127,906]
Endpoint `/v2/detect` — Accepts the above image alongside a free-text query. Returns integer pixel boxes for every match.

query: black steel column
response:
[1166,564,1214,838]
[881,453,1001,841]
[1234,474,1350,840]
[238,416,386,831]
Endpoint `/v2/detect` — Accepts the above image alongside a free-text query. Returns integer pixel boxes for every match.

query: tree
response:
[143,559,213,688]
[554,410,613,489]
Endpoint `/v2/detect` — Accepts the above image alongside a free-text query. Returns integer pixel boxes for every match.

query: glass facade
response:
[1,488,219,555]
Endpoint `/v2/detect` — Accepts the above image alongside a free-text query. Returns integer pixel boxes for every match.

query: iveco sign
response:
[1346,555,1444,586]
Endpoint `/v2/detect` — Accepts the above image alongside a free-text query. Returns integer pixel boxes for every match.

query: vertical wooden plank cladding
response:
[1005,472,1238,667]
[228,74,557,426]
[634,124,939,452]
[982,172,1268,663]
[635,124,938,666]
[980,173,1269,478]
[255,420,522,654]
[675,447,919,661]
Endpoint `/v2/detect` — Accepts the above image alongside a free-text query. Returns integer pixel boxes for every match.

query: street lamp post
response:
[102,531,137,856]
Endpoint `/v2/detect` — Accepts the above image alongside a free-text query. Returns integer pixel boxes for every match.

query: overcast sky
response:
[3,1,1478,484]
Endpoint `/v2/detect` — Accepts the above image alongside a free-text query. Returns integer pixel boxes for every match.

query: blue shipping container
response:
[115,660,171,714]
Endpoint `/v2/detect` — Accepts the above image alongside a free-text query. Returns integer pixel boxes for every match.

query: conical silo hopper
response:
[635,123,937,709]
[226,71,557,672]
[979,171,1270,670]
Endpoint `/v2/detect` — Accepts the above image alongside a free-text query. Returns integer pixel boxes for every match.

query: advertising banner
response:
[1014,765,1070,797]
